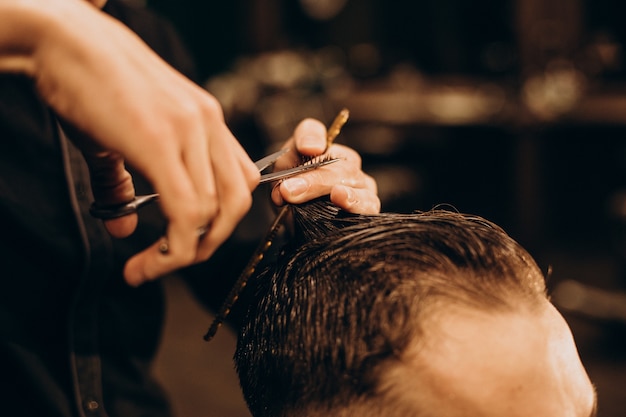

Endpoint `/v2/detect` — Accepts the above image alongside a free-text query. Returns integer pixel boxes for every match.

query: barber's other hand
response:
[271,118,380,214]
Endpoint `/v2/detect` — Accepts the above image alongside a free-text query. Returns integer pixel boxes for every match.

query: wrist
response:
[0,0,59,75]
[0,0,106,77]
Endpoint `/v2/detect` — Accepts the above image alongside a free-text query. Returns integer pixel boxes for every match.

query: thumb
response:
[83,150,139,238]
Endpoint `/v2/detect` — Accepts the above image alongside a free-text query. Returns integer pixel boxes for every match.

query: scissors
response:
[89,148,340,220]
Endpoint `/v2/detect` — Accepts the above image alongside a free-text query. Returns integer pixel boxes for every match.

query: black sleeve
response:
[103,0,199,82]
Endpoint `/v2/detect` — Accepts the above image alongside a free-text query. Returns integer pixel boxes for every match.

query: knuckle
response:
[342,146,362,165]
[231,190,253,217]
[175,250,197,267]
[368,194,380,209]
[365,173,378,193]
[307,170,325,187]
[200,95,225,122]
[240,192,253,213]
[194,251,211,263]
[166,94,201,122]
[183,203,209,228]
[200,191,220,218]
[248,168,261,189]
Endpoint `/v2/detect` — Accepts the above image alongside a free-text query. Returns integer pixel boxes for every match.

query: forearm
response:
[0,0,139,92]
[0,0,45,75]
[0,0,86,76]
[0,0,174,148]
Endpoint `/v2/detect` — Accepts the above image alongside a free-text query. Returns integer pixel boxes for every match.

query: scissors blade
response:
[259,157,341,184]
[255,148,290,172]
[89,193,159,220]
[89,150,335,220]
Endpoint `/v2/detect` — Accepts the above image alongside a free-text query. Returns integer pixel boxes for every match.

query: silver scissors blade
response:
[89,193,160,220]
[89,149,337,220]
[259,157,340,184]
[255,148,290,172]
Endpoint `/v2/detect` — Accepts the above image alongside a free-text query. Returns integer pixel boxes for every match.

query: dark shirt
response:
[0,2,213,416]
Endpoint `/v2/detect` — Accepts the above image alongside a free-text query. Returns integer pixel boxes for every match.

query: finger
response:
[124,223,200,287]
[103,215,139,239]
[181,125,218,226]
[271,119,328,174]
[123,98,228,285]
[330,184,381,214]
[235,136,261,191]
[83,150,139,238]
[84,151,135,203]
[292,118,328,156]
[272,144,368,204]
[123,151,203,285]
[194,127,256,261]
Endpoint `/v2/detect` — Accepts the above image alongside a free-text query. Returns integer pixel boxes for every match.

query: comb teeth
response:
[300,153,336,166]
[203,206,289,342]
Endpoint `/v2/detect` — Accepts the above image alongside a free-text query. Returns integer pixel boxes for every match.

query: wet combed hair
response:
[235,199,547,417]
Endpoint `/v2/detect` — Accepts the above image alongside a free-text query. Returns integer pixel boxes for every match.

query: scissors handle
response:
[89,194,159,220]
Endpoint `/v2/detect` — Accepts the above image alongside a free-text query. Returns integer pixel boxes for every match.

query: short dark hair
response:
[235,200,547,417]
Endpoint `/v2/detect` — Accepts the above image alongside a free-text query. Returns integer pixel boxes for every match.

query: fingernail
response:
[300,135,319,148]
[341,185,357,206]
[282,178,309,197]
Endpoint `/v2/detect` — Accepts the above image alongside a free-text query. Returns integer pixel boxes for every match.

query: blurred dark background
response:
[132,0,626,415]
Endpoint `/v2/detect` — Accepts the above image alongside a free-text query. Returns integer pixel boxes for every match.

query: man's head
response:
[235,201,595,417]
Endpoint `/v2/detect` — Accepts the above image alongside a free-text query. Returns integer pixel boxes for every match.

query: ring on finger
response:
[158,224,211,255]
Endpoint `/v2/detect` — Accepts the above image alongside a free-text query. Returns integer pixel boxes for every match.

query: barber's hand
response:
[17,0,259,285]
[271,118,380,214]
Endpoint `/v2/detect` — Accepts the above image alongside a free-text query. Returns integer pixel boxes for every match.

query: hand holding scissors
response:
[89,148,340,220]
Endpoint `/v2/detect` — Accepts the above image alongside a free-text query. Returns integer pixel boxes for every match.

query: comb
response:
[203,108,350,342]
